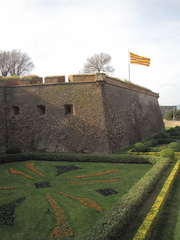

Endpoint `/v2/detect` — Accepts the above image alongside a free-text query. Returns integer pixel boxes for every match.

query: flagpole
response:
[128,50,131,82]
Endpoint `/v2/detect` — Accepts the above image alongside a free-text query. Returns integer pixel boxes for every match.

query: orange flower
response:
[24,163,45,177]
[57,191,103,212]
[0,187,16,190]
[67,178,122,184]
[9,168,33,179]
[46,194,73,239]
[65,169,118,179]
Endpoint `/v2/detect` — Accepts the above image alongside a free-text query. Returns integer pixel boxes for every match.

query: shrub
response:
[175,126,180,131]
[164,110,180,120]
[164,110,173,120]
[145,139,158,148]
[160,132,168,138]
[166,128,176,133]
[169,132,180,136]
[0,152,153,164]
[157,138,174,144]
[6,146,21,154]
[148,147,166,152]
[160,148,175,160]
[153,132,167,140]
[154,134,162,140]
[168,142,180,152]
[133,143,147,152]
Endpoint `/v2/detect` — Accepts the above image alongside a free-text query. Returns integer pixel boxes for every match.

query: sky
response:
[1,0,180,106]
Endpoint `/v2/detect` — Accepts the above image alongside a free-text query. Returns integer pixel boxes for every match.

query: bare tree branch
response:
[0,49,35,76]
[83,52,115,74]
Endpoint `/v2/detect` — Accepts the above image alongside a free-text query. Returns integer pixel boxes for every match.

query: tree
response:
[0,49,35,76]
[83,52,115,74]
[164,110,180,120]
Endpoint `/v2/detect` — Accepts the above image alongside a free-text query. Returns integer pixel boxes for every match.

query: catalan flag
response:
[130,52,151,67]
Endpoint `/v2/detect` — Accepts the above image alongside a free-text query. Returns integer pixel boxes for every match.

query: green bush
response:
[160,148,175,160]
[169,132,180,136]
[164,110,180,120]
[148,147,166,152]
[145,139,158,148]
[157,138,175,144]
[175,126,180,131]
[6,146,21,154]
[160,132,168,138]
[133,143,147,152]
[166,128,176,133]
[154,134,162,140]
[0,152,152,164]
[168,142,180,152]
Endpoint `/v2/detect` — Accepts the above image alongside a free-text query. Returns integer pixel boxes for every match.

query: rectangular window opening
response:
[64,104,74,116]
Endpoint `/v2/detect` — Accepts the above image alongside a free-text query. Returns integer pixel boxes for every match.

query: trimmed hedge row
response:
[128,150,160,156]
[0,152,152,164]
[133,160,180,240]
[78,157,170,240]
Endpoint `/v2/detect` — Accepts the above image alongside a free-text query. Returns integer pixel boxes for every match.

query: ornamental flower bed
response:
[55,165,82,176]
[64,169,119,179]
[0,198,25,226]
[96,188,118,196]
[2,160,153,240]
[57,191,103,212]
[9,168,34,179]
[0,187,16,190]
[46,194,73,239]
[24,163,45,177]
[34,182,51,189]
[67,178,122,184]
[6,162,119,237]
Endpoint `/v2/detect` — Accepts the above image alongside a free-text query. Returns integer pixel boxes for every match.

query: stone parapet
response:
[0,76,43,86]
[44,76,65,84]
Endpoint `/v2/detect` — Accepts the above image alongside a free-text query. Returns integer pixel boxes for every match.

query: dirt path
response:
[164,120,180,128]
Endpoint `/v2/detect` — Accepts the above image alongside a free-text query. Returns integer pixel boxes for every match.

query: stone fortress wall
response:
[0,73,164,153]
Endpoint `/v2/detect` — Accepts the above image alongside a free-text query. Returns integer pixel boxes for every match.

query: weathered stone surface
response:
[0,87,6,152]
[0,74,164,154]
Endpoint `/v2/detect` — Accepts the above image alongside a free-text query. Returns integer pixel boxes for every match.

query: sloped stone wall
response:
[101,80,164,153]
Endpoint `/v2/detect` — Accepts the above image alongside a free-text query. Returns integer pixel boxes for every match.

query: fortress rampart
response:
[0,73,164,153]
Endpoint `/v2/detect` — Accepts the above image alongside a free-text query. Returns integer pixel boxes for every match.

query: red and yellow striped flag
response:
[130,52,150,67]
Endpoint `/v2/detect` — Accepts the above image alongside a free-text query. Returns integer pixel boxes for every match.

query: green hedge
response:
[144,139,158,148]
[6,146,21,154]
[148,147,166,152]
[78,157,170,240]
[133,160,180,240]
[168,142,180,152]
[160,148,175,161]
[133,143,147,152]
[0,152,152,164]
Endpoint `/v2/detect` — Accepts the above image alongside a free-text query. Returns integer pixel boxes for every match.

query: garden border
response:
[0,152,170,240]
[133,160,180,240]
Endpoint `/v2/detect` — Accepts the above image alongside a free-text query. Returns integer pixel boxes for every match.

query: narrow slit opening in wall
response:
[11,106,19,116]
[64,104,74,116]
[37,105,46,115]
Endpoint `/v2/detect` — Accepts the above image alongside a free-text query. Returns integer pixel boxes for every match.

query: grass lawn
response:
[0,160,152,240]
